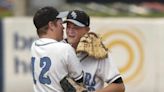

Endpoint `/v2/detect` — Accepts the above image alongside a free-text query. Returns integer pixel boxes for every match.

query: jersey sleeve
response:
[66,45,83,81]
[96,53,121,84]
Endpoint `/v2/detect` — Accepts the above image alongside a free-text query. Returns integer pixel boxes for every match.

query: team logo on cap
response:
[71,11,77,19]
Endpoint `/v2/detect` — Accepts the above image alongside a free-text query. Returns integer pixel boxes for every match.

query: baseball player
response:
[31,7,85,92]
[64,10,125,92]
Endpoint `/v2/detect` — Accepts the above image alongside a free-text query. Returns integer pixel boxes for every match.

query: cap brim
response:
[57,11,69,18]
[64,19,85,27]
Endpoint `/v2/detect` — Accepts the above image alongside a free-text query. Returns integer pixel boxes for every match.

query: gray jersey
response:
[78,53,121,91]
[31,38,83,92]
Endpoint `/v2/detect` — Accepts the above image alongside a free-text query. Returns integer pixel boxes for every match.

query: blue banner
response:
[0,19,4,92]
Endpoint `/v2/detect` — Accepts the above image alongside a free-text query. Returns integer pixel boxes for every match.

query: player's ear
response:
[48,21,55,30]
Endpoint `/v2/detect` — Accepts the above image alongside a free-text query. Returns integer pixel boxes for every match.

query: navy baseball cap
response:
[33,6,68,29]
[64,10,90,27]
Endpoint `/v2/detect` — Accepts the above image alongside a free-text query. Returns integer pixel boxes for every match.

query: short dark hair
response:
[36,20,57,36]
[33,6,60,30]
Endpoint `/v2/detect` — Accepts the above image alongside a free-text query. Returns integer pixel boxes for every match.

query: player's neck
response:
[40,34,59,41]
[71,44,76,49]
[71,43,78,49]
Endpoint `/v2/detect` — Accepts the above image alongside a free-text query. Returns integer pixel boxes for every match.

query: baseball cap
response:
[64,10,90,27]
[33,6,68,29]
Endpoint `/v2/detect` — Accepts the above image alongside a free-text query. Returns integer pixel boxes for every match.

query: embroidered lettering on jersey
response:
[84,72,96,91]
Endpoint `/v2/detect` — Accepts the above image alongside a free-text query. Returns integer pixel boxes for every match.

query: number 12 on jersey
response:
[31,57,52,84]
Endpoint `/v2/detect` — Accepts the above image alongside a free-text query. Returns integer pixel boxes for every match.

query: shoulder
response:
[61,39,68,43]
[58,39,75,51]
[54,42,73,51]
[57,42,76,55]
[96,52,113,66]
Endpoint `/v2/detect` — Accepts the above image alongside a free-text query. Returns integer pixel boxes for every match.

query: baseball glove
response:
[76,32,108,59]
[60,76,87,92]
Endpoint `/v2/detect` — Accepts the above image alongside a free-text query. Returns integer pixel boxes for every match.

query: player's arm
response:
[60,45,86,92]
[67,45,84,82]
[61,39,84,83]
[96,77,125,92]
